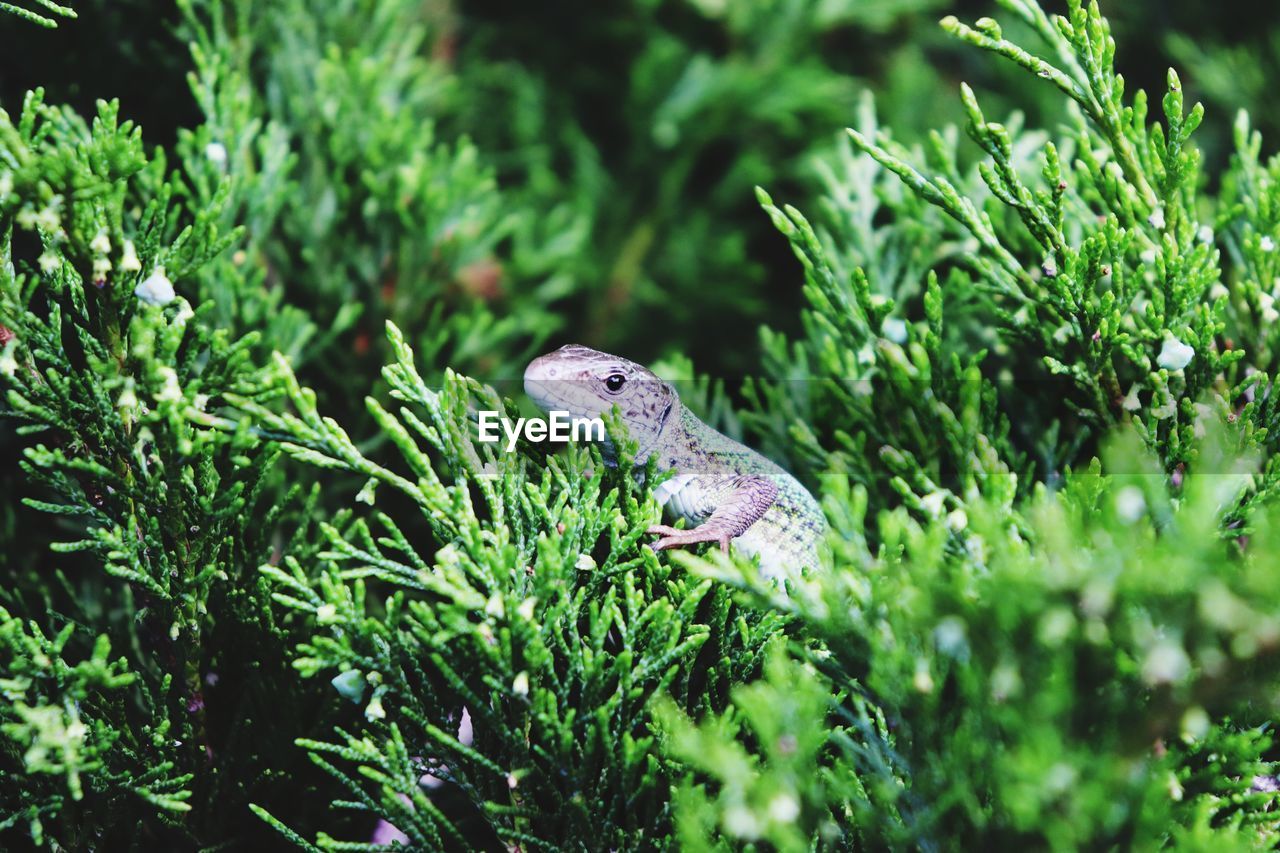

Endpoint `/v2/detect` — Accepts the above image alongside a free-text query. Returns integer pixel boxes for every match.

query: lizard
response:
[523,344,826,578]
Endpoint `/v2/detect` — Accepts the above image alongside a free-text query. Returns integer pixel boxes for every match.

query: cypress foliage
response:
[2,0,1280,849]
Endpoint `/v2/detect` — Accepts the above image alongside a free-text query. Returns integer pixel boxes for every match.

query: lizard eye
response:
[604,373,626,393]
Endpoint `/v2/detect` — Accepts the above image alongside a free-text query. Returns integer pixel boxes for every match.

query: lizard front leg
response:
[647,475,779,553]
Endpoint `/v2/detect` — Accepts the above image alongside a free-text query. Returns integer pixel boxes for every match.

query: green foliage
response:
[4,0,1280,849]
[176,0,580,405]
[744,0,1280,510]
[0,0,74,28]
[228,324,786,847]
[658,644,851,852]
[1165,23,1280,165]
[677,428,1280,848]
[454,0,952,370]
[0,86,332,848]
[0,607,193,846]
[664,0,1280,847]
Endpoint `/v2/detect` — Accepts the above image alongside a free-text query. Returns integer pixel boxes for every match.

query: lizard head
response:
[524,344,677,459]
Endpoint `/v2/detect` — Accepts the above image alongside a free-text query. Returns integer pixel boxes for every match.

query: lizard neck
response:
[675,405,716,449]
[643,402,729,473]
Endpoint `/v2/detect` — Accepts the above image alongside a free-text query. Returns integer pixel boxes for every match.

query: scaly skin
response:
[524,345,826,578]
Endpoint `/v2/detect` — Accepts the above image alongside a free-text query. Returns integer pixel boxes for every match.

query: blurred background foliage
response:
[7,0,1278,384]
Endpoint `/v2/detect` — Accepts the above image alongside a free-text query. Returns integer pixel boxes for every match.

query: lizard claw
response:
[646,525,732,554]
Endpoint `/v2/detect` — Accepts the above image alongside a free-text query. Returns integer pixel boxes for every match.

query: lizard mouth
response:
[522,375,553,404]
[523,357,575,412]
[524,378,587,416]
